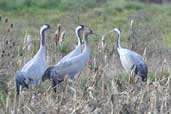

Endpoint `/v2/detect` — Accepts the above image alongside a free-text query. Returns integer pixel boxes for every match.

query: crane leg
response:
[52,80,57,93]
[67,79,75,95]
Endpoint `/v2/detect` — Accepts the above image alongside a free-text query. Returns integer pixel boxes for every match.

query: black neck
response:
[76,29,82,45]
[116,33,121,48]
[40,30,45,46]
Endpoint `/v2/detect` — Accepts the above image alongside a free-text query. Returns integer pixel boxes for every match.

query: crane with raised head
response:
[58,25,84,63]
[15,24,50,95]
[112,28,148,82]
[42,28,93,92]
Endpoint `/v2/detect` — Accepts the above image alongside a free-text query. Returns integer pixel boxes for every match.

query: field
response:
[1,0,171,113]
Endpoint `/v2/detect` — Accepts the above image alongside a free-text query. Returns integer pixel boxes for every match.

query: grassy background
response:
[0,0,171,113]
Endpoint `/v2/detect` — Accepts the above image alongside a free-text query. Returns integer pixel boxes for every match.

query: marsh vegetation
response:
[1,0,171,113]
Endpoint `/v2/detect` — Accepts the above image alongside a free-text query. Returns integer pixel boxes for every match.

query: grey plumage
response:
[113,28,148,82]
[42,28,93,91]
[15,24,50,95]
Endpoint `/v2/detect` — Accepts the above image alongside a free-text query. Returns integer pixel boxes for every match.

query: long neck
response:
[75,29,81,47]
[40,29,45,47]
[83,33,90,53]
[81,33,90,64]
[116,33,121,49]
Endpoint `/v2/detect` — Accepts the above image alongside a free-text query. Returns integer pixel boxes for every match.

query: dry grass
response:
[1,63,171,114]
[0,16,171,114]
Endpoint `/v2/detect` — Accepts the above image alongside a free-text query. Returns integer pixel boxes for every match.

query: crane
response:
[58,25,84,63]
[42,28,93,92]
[15,24,50,95]
[112,28,148,82]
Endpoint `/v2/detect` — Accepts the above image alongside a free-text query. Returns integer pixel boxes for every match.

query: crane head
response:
[113,28,121,35]
[75,24,85,33]
[83,29,93,38]
[135,64,148,82]
[84,28,93,35]
[140,69,147,82]
[15,71,29,96]
[79,24,84,29]
[40,24,50,33]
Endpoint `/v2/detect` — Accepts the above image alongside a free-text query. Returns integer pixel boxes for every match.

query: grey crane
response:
[58,25,84,63]
[112,28,148,82]
[15,24,50,95]
[42,28,93,92]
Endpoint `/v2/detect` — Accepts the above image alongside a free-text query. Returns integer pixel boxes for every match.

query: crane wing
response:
[21,59,45,81]
[127,49,144,65]
[120,49,145,72]
[54,56,83,76]
[59,46,81,63]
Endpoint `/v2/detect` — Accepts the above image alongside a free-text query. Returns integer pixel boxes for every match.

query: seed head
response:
[5,40,8,45]
[1,54,4,58]
[5,18,8,23]
[12,42,15,47]
[10,24,13,28]
[7,28,10,32]
[2,50,5,53]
